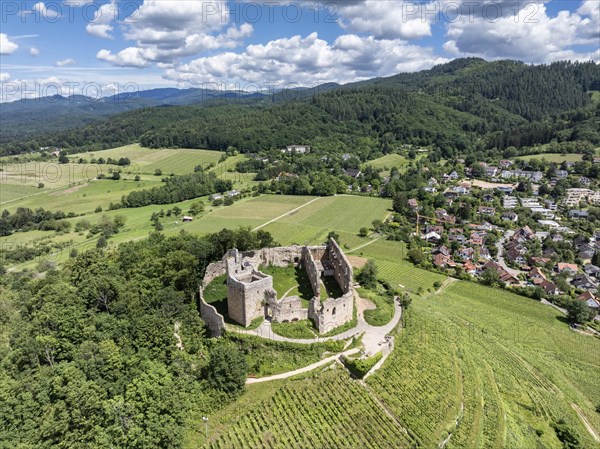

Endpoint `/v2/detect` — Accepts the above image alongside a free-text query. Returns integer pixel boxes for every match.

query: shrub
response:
[342,352,383,378]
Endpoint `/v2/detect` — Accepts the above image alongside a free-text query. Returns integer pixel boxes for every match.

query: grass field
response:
[70,144,225,175]
[262,196,391,245]
[364,153,410,174]
[517,153,584,163]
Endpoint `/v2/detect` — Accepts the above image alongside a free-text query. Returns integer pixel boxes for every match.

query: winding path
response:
[246,348,360,384]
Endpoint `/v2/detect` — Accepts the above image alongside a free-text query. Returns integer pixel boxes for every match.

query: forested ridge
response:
[2,58,598,158]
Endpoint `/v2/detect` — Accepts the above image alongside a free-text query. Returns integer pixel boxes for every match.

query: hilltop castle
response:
[200,239,354,336]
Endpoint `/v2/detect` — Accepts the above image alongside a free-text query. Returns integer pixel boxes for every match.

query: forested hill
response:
[2,59,599,158]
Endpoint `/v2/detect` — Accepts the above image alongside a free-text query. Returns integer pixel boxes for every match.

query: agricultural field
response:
[262,196,391,245]
[368,280,600,449]
[354,238,447,292]
[516,153,584,163]
[69,144,225,175]
[189,368,417,449]
[192,276,600,449]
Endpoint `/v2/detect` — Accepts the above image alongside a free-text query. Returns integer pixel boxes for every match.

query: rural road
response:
[252,197,323,231]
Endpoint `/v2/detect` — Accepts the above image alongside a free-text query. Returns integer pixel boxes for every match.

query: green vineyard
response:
[204,369,417,449]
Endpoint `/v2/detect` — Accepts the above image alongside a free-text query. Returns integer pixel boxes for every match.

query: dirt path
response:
[246,348,360,384]
[252,197,323,231]
[347,238,380,254]
[435,277,458,294]
[572,403,600,442]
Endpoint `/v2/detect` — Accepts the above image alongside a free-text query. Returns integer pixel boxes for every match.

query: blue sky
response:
[1,1,598,100]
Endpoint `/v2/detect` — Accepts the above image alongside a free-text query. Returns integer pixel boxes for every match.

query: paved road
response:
[496,230,526,281]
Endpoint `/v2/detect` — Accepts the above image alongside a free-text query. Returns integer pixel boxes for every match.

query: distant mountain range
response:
[0,83,346,143]
[0,87,280,142]
[2,58,598,157]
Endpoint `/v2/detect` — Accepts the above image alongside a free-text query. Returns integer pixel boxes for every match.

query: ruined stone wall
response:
[314,291,354,334]
[239,246,304,269]
[269,295,309,323]
[202,260,227,287]
[329,239,353,293]
[301,246,322,298]
[199,287,225,337]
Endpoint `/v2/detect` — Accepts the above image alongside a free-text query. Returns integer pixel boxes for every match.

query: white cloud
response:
[32,2,61,19]
[55,58,76,67]
[96,0,253,67]
[30,47,40,57]
[0,34,19,55]
[0,73,10,82]
[164,32,447,87]
[336,0,432,40]
[85,2,116,39]
[443,1,600,63]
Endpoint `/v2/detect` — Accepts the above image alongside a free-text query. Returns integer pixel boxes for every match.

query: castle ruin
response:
[199,239,354,335]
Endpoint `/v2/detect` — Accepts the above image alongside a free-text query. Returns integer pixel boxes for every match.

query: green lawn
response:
[202,274,228,317]
[364,153,410,174]
[260,264,314,307]
[357,287,395,326]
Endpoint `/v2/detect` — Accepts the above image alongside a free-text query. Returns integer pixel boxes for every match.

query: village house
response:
[283,145,311,154]
[571,274,597,290]
[528,267,546,285]
[556,263,578,275]
[344,168,362,179]
[478,206,496,216]
[539,279,561,296]
[502,211,518,222]
[578,292,600,310]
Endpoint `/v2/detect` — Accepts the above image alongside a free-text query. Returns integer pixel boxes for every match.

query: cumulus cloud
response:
[86,2,116,39]
[32,2,61,19]
[0,34,19,55]
[163,32,447,87]
[442,1,600,63]
[56,58,76,67]
[30,47,40,56]
[336,0,433,40]
[97,0,252,67]
[0,73,10,82]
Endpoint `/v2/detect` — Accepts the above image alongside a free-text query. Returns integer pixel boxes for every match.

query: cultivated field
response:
[70,144,225,175]
[192,276,600,449]
[192,368,416,449]
[262,196,391,245]
[517,153,584,163]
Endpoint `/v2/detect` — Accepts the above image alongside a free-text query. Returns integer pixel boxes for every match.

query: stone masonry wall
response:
[269,295,309,323]
[329,238,353,293]
[301,246,322,298]
[314,291,354,334]
[228,270,273,327]
[199,286,225,337]
[202,260,227,287]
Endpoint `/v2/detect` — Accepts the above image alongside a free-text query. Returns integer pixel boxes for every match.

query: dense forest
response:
[2,59,598,159]
[0,228,275,448]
